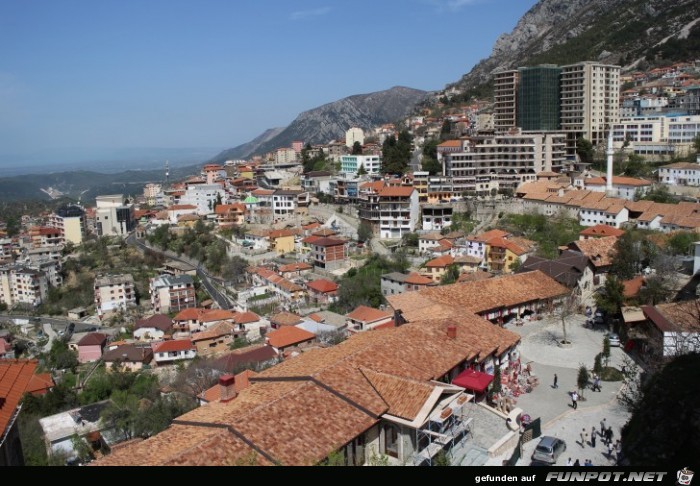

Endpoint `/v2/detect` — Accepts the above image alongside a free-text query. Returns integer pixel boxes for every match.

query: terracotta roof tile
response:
[426,255,454,268]
[77,333,107,346]
[307,279,338,293]
[152,339,195,353]
[0,360,38,436]
[346,305,392,323]
[191,322,236,343]
[378,186,415,197]
[278,262,312,273]
[266,327,315,349]
[580,225,625,238]
[270,311,302,327]
[569,236,618,268]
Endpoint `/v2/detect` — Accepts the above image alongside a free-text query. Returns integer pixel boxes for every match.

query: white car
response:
[606,333,621,347]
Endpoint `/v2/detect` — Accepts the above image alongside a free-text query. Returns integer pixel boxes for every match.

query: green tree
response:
[212,193,223,212]
[602,336,611,367]
[577,364,590,397]
[422,139,438,160]
[352,141,362,155]
[357,163,367,176]
[594,353,603,374]
[421,157,442,175]
[611,231,657,280]
[576,137,594,164]
[491,365,502,394]
[623,154,648,178]
[594,276,625,316]
[47,339,78,371]
[440,264,461,285]
[693,134,700,154]
[667,231,696,255]
[401,232,419,247]
[439,119,452,140]
[357,222,373,243]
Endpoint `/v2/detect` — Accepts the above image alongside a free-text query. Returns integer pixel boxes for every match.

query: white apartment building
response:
[378,186,419,239]
[345,127,365,148]
[612,117,668,146]
[95,195,135,237]
[668,115,700,144]
[274,148,297,165]
[272,189,308,216]
[493,70,519,133]
[0,265,49,308]
[578,199,629,228]
[658,162,700,186]
[559,62,621,146]
[150,274,196,314]
[179,182,227,215]
[94,274,136,317]
[444,131,566,193]
[48,205,86,246]
[340,155,382,175]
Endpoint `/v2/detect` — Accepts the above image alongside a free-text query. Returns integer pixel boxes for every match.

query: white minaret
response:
[606,130,614,194]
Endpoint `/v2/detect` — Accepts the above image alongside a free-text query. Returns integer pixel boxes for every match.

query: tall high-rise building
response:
[493,70,519,133]
[517,65,561,131]
[559,62,620,145]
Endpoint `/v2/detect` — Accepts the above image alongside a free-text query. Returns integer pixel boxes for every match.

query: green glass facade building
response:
[517,65,561,131]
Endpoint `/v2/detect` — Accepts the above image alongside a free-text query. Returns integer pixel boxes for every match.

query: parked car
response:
[532,436,567,464]
[606,333,621,347]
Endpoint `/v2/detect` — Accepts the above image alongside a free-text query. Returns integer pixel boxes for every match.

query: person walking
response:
[573,459,581,467]
[600,418,607,437]
[591,426,597,447]
[580,428,587,448]
[553,373,559,389]
[606,427,614,445]
[607,441,614,460]
[571,391,578,409]
[593,375,602,392]
[566,457,573,466]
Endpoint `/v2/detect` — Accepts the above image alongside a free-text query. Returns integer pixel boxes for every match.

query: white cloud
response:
[290,7,331,21]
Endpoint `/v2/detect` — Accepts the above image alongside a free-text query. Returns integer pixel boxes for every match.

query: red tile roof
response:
[232,311,261,324]
[169,204,198,210]
[307,279,338,293]
[404,273,433,285]
[77,333,107,347]
[152,340,195,353]
[623,276,645,298]
[266,327,315,349]
[0,359,38,438]
[585,176,651,187]
[174,308,204,321]
[215,203,246,215]
[426,255,454,268]
[379,186,415,197]
[270,312,303,327]
[311,237,346,247]
[278,262,312,273]
[580,225,625,238]
[25,373,54,395]
[346,305,392,323]
[268,229,295,239]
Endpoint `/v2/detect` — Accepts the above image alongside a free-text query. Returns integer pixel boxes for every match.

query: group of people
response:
[573,418,622,465]
[566,458,594,466]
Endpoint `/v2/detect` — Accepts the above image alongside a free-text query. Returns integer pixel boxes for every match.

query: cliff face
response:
[453,0,700,91]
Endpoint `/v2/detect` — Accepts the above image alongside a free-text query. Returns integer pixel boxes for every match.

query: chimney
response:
[393,309,405,327]
[219,374,237,402]
[447,324,457,339]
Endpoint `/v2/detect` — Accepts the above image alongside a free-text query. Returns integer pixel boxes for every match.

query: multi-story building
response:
[48,204,86,246]
[345,127,365,148]
[94,274,136,317]
[444,130,566,193]
[179,182,227,215]
[95,195,135,237]
[150,274,196,314]
[612,116,668,146]
[378,186,419,239]
[143,183,163,206]
[340,155,381,175]
[0,264,49,308]
[668,115,700,144]
[493,70,519,133]
[517,65,561,131]
[559,62,620,146]
[214,203,246,227]
[421,204,453,231]
[28,227,62,248]
[274,148,297,165]
[658,162,700,186]
[272,189,308,216]
[310,237,347,270]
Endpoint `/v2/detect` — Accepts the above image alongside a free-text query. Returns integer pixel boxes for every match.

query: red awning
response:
[452,369,494,393]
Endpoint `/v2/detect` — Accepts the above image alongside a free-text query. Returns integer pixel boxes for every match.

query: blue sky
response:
[0,0,534,162]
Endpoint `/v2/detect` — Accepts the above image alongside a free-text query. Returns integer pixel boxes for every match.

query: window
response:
[383,423,400,459]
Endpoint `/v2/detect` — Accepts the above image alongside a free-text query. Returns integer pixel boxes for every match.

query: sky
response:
[0,0,535,165]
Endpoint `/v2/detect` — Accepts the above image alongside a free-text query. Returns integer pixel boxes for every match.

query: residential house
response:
[579,198,629,228]
[76,333,107,364]
[215,203,246,227]
[94,194,135,237]
[28,227,62,248]
[150,274,196,314]
[0,265,49,308]
[212,345,279,374]
[568,236,618,286]
[48,204,86,246]
[516,250,594,297]
[103,344,153,372]
[306,279,339,303]
[380,272,409,296]
[278,262,312,279]
[191,322,238,355]
[270,311,303,329]
[418,233,447,255]
[266,326,316,353]
[404,272,436,292]
[657,162,700,186]
[484,236,535,273]
[152,340,197,365]
[310,237,347,270]
[425,255,458,283]
[25,373,55,396]
[167,204,199,224]
[346,305,393,332]
[583,176,652,200]
[0,359,38,465]
[94,274,136,318]
[579,225,625,240]
[421,205,453,231]
[627,301,700,359]
[465,229,510,262]
[378,186,419,240]
[272,189,308,216]
[268,229,296,255]
[133,314,174,341]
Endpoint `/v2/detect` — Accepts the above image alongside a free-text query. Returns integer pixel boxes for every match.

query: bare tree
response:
[552,292,578,345]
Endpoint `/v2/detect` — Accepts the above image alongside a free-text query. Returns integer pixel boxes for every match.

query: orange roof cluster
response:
[404,272,434,285]
[569,236,618,268]
[248,266,304,294]
[93,312,518,466]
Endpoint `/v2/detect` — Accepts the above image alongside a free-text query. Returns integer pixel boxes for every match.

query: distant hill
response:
[446,0,700,95]
[0,165,201,202]
[210,86,428,162]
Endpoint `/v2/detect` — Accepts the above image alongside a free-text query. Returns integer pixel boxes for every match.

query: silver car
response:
[532,436,567,464]
[606,333,621,347]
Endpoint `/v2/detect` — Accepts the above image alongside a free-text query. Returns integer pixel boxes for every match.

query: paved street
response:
[483,313,632,466]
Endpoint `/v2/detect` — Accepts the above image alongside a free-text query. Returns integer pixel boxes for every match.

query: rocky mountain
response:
[211,127,285,163]
[452,0,700,93]
[211,86,428,162]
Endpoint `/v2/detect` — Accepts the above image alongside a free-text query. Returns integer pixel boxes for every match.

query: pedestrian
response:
[566,457,573,466]
[607,441,614,459]
[585,459,593,466]
[571,391,578,409]
[580,428,587,448]
[606,427,614,445]
[615,441,623,463]
[573,459,581,467]
[553,373,559,389]
[591,426,597,448]
[594,375,602,392]
[600,418,607,436]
